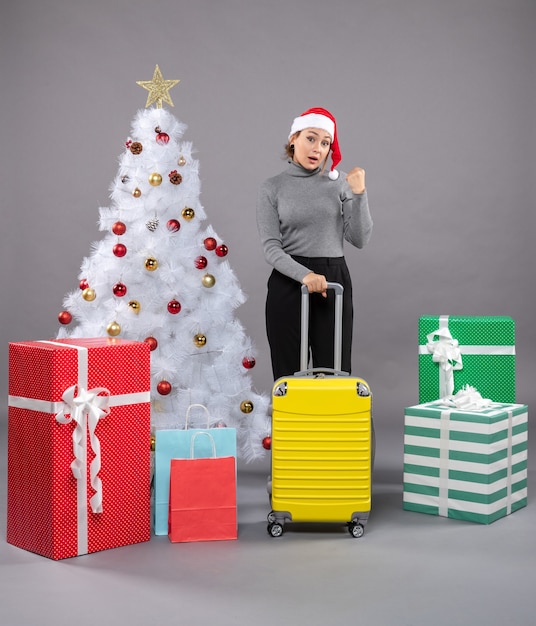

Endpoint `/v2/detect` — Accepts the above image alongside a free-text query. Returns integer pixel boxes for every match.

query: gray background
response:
[0,2,535,624]
[1,0,535,437]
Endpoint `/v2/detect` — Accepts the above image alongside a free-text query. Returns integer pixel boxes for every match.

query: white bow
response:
[440,385,492,411]
[55,384,111,513]
[426,327,463,397]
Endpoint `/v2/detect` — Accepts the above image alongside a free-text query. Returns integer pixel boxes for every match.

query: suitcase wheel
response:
[267,511,276,524]
[348,522,365,539]
[267,522,284,538]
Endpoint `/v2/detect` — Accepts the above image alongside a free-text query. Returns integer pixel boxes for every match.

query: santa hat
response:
[289,107,341,180]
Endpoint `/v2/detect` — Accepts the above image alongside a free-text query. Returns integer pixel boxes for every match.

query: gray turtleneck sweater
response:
[256,161,373,283]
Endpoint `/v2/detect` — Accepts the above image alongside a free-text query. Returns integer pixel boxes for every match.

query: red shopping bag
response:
[168,432,237,542]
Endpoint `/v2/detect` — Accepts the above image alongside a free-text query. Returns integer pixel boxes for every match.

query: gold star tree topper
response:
[136,65,180,108]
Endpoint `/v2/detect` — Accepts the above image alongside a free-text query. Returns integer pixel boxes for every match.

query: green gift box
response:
[403,401,528,524]
[418,315,516,403]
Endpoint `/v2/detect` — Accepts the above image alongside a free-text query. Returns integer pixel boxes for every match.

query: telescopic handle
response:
[300,282,344,372]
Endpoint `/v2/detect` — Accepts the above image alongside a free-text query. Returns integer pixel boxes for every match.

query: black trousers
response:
[265,256,353,380]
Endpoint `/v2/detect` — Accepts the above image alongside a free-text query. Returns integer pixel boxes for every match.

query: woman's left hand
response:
[346,167,366,194]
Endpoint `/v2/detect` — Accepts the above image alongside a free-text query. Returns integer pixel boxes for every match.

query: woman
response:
[256,107,373,380]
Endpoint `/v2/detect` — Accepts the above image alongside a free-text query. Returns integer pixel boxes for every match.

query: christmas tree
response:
[57,65,270,461]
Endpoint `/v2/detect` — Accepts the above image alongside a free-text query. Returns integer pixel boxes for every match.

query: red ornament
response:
[113,282,127,297]
[58,310,72,325]
[194,255,208,269]
[156,132,170,145]
[79,278,89,290]
[167,299,181,314]
[157,380,172,395]
[215,244,228,257]
[144,336,158,351]
[262,436,272,450]
[167,219,180,233]
[204,237,217,251]
[113,243,127,257]
[242,356,256,369]
[112,221,127,235]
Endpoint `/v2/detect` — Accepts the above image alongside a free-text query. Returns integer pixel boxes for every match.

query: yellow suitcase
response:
[267,283,372,538]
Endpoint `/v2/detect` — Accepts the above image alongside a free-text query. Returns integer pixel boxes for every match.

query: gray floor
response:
[1,420,534,626]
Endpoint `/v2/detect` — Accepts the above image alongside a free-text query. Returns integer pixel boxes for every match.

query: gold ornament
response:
[150,434,156,452]
[193,333,207,347]
[178,156,187,166]
[145,257,158,271]
[82,288,96,302]
[148,172,162,186]
[132,187,142,198]
[136,64,180,109]
[240,400,254,414]
[201,273,216,288]
[128,300,141,313]
[181,207,195,220]
[106,321,121,337]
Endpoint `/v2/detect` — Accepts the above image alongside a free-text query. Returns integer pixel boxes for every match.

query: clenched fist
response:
[346,167,366,194]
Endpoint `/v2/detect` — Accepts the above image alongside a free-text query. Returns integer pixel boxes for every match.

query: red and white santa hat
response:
[289,107,341,180]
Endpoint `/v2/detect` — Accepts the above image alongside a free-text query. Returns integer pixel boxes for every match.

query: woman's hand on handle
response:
[302,272,328,298]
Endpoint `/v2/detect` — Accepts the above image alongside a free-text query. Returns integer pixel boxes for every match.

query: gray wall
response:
[2,0,535,457]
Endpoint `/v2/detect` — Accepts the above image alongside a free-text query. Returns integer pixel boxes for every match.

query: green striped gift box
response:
[403,401,528,524]
[418,315,516,403]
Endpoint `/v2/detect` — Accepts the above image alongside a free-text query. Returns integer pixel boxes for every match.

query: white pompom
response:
[328,169,339,180]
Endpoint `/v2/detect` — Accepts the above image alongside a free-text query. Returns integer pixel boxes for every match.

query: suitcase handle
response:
[293,367,350,378]
[300,282,344,372]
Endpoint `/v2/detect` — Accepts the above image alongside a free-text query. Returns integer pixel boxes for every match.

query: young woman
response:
[256,107,373,380]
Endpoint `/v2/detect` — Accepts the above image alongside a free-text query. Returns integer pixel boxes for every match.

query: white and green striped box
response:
[403,401,528,524]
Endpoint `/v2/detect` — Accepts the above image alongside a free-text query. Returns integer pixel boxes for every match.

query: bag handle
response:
[185,403,211,430]
[189,431,216,459]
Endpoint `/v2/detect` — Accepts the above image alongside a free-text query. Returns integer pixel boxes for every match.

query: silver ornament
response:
[146,217,159,232]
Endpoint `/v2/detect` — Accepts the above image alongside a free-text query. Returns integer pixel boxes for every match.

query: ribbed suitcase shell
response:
[268,283,372,536]
[271,375,372,524]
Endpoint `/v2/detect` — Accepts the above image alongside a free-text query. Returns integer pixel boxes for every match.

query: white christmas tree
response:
[57,65,270,461]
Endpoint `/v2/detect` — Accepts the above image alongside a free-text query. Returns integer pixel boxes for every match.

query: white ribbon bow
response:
[55,384,111,514]
[440,385,492,411]
[426,327,463,397]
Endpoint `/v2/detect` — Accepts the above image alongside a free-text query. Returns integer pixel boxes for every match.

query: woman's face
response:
[291,127,332,171]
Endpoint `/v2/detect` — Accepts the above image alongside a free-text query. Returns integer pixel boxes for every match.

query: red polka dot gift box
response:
[7,338,151,560]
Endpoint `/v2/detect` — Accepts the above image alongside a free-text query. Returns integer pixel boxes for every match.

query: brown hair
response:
[284,131,300,160]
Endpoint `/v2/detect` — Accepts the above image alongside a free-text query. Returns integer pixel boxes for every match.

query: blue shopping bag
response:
[154,404,237,535]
